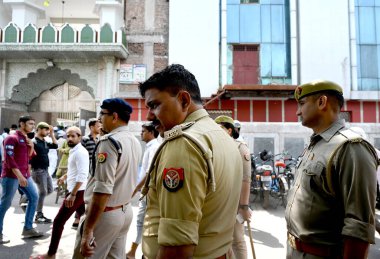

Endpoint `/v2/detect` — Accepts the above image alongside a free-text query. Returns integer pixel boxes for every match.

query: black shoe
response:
[35,213,52,224]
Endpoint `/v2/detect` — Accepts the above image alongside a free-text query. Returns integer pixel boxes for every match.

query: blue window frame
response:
[355,0,380,90]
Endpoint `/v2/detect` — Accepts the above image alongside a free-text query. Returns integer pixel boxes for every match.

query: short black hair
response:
[312,90,344,110]
[88,118,99,128]
[18,115,34,127]
[3,128,10,134]
[139,64,202,104]
[11,124,18,129]
[142,123,159,138]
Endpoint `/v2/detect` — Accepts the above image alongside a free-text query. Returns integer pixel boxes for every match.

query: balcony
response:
[0,22,128,60]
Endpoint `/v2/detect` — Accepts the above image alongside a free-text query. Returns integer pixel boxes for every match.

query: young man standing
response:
[126,123,160,259]
[31,122,58,223]
[0,116,43,243]
[39,126,89,259]
[81,118,101,161]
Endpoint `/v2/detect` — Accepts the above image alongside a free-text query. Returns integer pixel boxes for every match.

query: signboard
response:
[119,64,146,83]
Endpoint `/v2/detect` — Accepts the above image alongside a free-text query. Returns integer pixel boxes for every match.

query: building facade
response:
[162,0,379,157]
[0,0,378,158]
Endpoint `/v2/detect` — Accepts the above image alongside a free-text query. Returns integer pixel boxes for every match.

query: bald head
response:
[66,126,82,147]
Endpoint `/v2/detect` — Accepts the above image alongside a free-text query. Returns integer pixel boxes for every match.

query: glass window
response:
[355,3,380,90]
[241,0,259,3]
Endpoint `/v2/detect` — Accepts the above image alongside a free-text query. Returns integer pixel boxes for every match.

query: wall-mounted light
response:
[46,60,55,67]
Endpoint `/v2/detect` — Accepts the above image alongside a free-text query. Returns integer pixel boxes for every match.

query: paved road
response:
[0,191,379,258]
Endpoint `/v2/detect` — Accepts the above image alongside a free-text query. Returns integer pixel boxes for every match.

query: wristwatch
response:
[239,204,249,210]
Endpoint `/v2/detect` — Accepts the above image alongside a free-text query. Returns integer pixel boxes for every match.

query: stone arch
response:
[60,24,76,43]
[100,23,113,43]
[80,24,95,43]
[23,23,37,43]
[4,22,20,42]
[29,83,95,112]
[41,23,57,43]
[11,67,94,106]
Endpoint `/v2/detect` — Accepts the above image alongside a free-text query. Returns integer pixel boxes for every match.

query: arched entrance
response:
[2,67,97,131]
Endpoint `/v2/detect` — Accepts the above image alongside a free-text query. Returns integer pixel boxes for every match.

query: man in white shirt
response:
[38,126,89,259]
[126,122,160,259]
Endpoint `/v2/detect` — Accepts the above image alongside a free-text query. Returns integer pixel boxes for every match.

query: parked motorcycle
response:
[251,150,296,209]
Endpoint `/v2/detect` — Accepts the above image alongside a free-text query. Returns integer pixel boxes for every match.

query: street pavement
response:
[0,191,379,258]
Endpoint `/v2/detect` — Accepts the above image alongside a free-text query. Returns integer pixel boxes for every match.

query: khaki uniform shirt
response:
[84,125,142,207]
[142,109,243,259]
[285,120,377,245]
[236,139,251,183]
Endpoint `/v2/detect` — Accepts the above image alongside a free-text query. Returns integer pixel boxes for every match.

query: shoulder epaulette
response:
[164,121,195,141]
[91,134,122,177]
[140,120,216,200]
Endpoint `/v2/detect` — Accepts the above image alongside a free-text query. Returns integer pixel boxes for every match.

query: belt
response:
[104,203,127,212]
[287,232,339,257]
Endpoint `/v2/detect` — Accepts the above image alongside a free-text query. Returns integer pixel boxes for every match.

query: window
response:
[355,3,380,90]
[233,45,260,84]
[241,0,259,3]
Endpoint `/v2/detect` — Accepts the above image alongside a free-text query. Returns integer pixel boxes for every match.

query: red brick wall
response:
[284,100,298,122]
[236,100,250,121]
[268,100,282,122]
[252,100,266,122]
[363,102,376,123]
[346,101,361,123]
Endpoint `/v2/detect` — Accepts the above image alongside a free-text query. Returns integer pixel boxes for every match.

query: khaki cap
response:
[294,80,343,101]
[214,115,234,126]
[36,122,50,129]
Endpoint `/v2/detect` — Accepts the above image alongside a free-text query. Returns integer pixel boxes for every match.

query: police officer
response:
[286,80,378,259]
[215,115,252,259]
[139,64,243,259]
[73,98,142,259]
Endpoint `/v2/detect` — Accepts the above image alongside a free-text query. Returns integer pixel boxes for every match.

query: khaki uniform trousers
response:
[72,203,133,259]
[232,220,247,259]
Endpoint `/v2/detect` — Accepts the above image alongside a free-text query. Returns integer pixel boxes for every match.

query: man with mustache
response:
[76,98,142,259]
[37,126,89,259]
[138,64,243,259]
[285,80,378,259]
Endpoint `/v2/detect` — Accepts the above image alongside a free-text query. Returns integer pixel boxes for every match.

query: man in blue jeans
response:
[0,115,43,244]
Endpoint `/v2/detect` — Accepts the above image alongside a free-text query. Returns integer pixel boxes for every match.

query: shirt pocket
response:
[302,161,326,192]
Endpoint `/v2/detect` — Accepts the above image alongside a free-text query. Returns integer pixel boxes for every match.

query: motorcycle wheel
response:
[279,180,287,207]
[262,190,270,209]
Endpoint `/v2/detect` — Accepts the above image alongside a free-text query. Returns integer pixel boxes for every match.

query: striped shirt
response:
[81,134,97,159]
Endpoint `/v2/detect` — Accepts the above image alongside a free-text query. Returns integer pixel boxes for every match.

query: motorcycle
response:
[251,150,296,209]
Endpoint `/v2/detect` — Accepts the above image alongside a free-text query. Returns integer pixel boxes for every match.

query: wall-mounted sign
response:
[120,64,146,83]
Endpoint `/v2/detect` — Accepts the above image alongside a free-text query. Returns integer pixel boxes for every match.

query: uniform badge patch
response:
[163,168,184,192]
[97,153,107,163]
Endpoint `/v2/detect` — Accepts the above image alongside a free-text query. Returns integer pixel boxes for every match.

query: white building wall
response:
[0,4,11,28]
[169,0,220,98]
[297,0,351,98]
